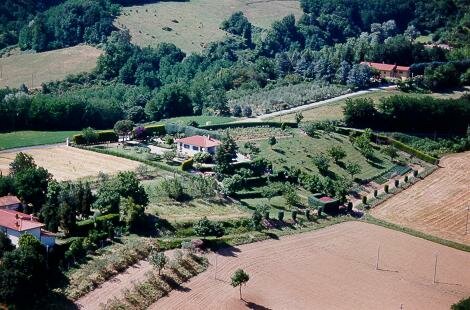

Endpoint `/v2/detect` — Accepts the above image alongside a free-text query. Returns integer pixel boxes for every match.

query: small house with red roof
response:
[0,195,22,210]
[175,135,221,156]
[361,62,410,80]
[0,209,55,247]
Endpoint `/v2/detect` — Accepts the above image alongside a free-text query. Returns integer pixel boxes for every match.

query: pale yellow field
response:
[0,45,101,89]
[116,0,302,53]
[0,146,141,181]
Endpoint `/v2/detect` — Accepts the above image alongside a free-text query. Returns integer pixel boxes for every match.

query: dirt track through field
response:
[150,221,470,310]
[0,145,141,181]
[372,151,470,246]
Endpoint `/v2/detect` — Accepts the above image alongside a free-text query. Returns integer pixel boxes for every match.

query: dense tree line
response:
[0,0,468,133]
[343,95,470,134]
[18,0,119,52]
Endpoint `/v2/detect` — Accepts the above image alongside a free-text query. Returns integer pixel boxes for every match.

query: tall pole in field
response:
[433,253,438,284]
[214,252,218,280]
[375,245,381,270]
[465,205,469,235]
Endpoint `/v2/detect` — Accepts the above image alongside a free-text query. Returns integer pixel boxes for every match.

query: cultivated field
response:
[372,151,470,246]
[0,45,101,89]
[116,0,302,53]
[151,221,470,309]
[0,145,141,181]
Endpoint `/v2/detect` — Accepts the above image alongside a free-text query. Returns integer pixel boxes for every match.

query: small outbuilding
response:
[308,193,341,214]
[175,135,221,156]
[0,195,22,211]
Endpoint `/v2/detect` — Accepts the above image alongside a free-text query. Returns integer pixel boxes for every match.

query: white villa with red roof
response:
[0,209,55,247]
[175,135,221,156]
[361,62,410,80]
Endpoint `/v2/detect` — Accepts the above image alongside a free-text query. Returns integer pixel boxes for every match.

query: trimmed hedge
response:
[145,124,166,136]
[181,158,194,171]
[73,130,118,145]
[200,121,298,130]
[337,127,439,165]
[384,136,439,165]
[75,213,120,236]
[73,125,166,145]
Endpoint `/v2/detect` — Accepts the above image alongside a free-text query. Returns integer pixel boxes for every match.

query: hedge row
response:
[73,124,167,145]
[337,127,439,165]
[145,124,166,136]
[383,135,439,165]
[75,213,120,236]
[200,121,298,130]
[76,145,188,176]
[181,158,194,171]
[73,130,118,145]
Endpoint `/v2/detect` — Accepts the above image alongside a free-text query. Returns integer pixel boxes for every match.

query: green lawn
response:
[0,130,79,150]
[242,130,397,181]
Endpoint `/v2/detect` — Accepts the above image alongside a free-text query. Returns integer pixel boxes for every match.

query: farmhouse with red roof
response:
[361,62,410,80]
[0,209,55,247]
[175,135,221,156]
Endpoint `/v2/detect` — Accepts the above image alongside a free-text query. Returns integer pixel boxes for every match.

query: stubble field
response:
[150,221,470,310]
[372,151,470,246]
[0,45,101,89]
[0,145,141,181]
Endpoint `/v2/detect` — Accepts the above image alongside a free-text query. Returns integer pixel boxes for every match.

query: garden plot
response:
[150,221,470,310]
[0,145,141,181]
[371,151,470,246]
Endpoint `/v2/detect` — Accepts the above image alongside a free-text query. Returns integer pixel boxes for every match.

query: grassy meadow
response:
[0,130,79,150]
[0,45,101,89]
[115,0,302,53]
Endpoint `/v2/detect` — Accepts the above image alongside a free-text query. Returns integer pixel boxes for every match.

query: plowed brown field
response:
[0,145,141,181]
[372,151,470,246]
[150,221,470,310]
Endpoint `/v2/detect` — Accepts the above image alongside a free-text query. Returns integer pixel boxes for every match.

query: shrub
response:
[263,211,270,220]
[305,209,311,220]
[277,211,284,221]
[159,178,185,201]
[73,130,118,145]
[193,217,224,238]
[181,158,193,171]
[291,210,297,222]
[384,184,389,193]
[145,124,165,136]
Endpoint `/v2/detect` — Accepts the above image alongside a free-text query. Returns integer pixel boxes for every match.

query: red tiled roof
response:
[175,135,221,148]
[0,195,21,207]
[319,196,335,202]
[361,62,410,72]
[0,209,44,231]
[396,65,410,71]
